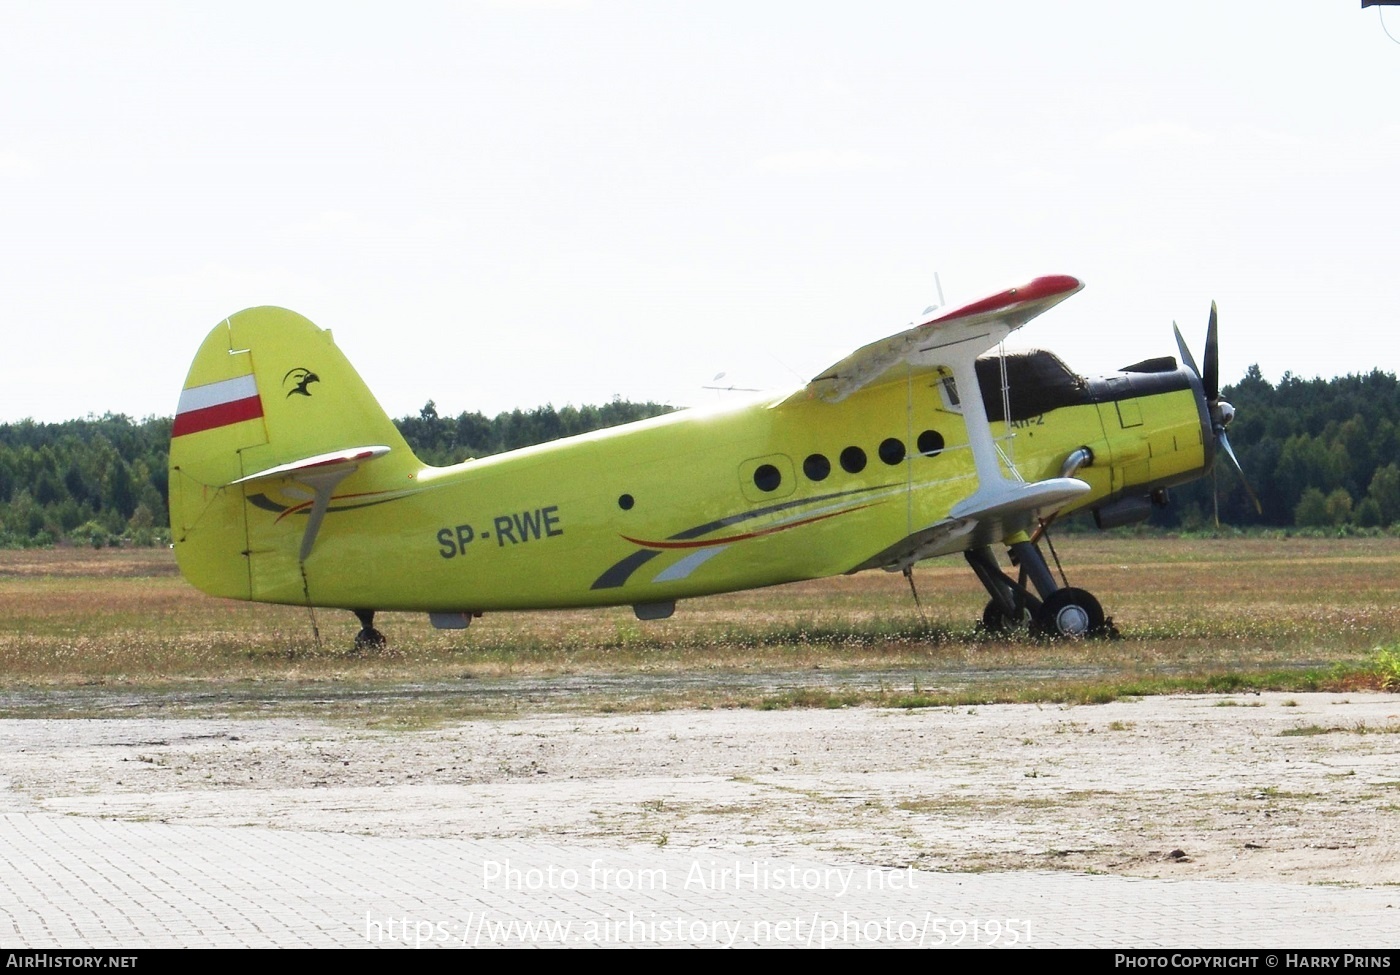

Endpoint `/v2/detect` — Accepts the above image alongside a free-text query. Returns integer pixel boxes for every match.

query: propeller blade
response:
[1212,464,1220,529]
[1181,300,1257,522]
[1203,301,1219,402]
[1218,430,1262,515]
[1173,321,1200,378]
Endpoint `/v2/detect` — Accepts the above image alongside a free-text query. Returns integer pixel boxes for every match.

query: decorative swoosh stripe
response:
[650,546,727,583]
[590,485,898,590]
[590,549,663,590]
[245,486,421,521]
[622,504,876,550]
[666,485,885,540]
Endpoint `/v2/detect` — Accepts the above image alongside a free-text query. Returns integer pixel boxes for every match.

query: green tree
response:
[1367,464,1400,527]
[1354,497,1383,528]
[1294,488,1329,528]
[1323,488,1353,527]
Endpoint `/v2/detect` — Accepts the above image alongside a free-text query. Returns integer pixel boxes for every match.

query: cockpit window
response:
[974,349,1089,422]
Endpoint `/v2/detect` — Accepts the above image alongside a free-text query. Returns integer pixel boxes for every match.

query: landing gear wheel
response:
[980,599,1031,634]
[354,627,387,650]
[1032,587,1105,639]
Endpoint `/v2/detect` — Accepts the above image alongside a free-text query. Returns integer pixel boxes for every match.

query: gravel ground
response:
[2,691,1398,884]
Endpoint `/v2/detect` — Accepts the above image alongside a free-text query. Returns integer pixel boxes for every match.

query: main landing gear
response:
[353,609,387,650]
[965,534,1110,639]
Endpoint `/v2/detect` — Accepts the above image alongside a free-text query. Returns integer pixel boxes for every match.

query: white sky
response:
[2,1,1397,424]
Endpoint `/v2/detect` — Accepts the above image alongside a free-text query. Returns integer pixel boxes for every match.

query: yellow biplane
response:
[169,275,1248,644]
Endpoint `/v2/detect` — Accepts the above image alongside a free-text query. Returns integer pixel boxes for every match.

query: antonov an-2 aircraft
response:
[170,275,1249,646]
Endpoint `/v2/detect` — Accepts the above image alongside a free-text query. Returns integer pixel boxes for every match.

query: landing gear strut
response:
[981,598,1032,634]
[966,544,1040,632]
[965,537,1110,639]
[353,609,386,649]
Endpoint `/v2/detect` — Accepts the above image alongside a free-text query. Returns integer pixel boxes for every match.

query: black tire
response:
[354,627,387,650]
[1032,587,1105,639]
[981,599,1031,634]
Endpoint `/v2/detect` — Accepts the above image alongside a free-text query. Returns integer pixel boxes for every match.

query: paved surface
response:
[0,812,1395,948]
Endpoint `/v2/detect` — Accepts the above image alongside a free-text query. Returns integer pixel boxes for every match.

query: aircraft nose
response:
[1174,306,1261,516]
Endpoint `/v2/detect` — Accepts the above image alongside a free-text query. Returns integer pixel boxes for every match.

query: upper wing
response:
[794,274,1084,404]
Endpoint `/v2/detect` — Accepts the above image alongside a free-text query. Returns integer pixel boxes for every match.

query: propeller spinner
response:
[1174,302,1262,517]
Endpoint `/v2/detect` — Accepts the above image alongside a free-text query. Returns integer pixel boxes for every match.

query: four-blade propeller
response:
[1174,303,1263,518]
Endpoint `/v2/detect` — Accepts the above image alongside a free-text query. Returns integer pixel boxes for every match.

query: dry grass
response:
[0,535,1397,719]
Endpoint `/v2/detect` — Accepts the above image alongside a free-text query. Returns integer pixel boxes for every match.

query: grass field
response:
[0,534,1396,718]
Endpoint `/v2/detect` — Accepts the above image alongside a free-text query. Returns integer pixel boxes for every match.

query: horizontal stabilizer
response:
[230,445,391,563]
[230,446,391,487]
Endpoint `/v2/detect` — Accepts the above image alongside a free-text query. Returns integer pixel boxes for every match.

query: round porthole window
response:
[753,464,782,492]
[803,453,831,481]
[879,437,906,465]
[917,430,944,457]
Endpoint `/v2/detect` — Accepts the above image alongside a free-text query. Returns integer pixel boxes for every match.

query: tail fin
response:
[169,307,420,602]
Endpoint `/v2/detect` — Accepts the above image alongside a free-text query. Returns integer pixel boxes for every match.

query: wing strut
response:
[940,338,1088,525]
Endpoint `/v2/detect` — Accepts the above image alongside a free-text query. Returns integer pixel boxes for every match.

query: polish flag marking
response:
[172,374,264,437]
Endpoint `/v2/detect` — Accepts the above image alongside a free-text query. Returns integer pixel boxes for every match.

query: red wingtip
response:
[925,274,1083,325]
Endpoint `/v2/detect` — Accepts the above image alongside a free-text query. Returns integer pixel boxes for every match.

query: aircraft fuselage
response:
[235,361,1208,613]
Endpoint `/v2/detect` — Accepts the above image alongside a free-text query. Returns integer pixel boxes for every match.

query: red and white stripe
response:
[172,374,264,437]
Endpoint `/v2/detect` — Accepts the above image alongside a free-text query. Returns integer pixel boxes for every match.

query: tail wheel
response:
[354,627,387,650]
[1032,587,1105,639]
[353,609,386,650]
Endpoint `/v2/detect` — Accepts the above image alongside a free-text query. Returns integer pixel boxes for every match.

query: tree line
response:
[0,367,1395,547]
[1162,367,1400,530]
[0,400,675,547]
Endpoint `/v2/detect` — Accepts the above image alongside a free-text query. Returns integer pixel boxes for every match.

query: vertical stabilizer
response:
[169,307,418,601]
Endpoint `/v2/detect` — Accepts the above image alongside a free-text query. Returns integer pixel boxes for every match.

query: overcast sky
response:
[2,1,1396,424]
